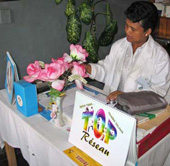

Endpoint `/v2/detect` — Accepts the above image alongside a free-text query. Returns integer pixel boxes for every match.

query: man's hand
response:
[106,90,123,102]
[84,64,91,74]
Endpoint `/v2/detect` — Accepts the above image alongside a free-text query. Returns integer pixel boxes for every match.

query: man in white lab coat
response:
[85,1,170,103]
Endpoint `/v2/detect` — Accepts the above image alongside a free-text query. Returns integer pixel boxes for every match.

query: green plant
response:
[55,0,118,63]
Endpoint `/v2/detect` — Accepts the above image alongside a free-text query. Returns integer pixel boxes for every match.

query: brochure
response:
[4,51,19,104]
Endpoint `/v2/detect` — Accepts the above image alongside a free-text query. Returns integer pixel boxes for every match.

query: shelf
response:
[153,16,170,40]
[150,0,170,39]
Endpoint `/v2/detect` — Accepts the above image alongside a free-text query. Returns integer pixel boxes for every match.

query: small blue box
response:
[14,80,38,117]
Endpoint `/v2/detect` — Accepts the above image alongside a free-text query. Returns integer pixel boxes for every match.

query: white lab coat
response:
[90,35,170,102]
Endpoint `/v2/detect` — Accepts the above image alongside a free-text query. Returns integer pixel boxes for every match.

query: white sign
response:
[69,91,137,166]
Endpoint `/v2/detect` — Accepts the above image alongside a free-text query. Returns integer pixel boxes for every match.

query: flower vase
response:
[50,96,65,127]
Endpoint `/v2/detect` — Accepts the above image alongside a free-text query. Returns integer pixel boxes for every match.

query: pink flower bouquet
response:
[23,44,89,99]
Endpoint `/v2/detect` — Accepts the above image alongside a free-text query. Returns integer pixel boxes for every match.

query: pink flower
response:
[70,44,89,62]
[23,44,89,96]
[37,63,66,91]
[39,63,65,82]
[23,61,42,82]
[71,62,89,89]
[72,62,88,77]
[63,53,73,63]
[51,79,65,91]
[37,66,49,82]
[51,54,71,70]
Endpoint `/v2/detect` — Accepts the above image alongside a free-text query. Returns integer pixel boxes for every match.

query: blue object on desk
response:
[66,83,100,95]
[14,80,38,117]
[83,86,100,95]
[39,105,52,121]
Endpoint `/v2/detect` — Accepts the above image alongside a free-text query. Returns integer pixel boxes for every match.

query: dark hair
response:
[125,1,158,32]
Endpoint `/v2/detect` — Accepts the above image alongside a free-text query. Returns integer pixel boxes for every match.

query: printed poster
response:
[4,52,19,104]
[69,91,136,166]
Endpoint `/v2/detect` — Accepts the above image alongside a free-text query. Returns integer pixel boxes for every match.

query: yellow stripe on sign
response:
[63,146,101,166]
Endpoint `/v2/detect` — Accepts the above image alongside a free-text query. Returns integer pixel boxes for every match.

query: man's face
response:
[125,18,149,45]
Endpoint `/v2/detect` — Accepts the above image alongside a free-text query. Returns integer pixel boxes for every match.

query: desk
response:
[0,89,75,166]
[0,89,170,166]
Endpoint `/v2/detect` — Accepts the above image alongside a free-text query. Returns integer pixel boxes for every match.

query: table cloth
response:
[0,89,169,166]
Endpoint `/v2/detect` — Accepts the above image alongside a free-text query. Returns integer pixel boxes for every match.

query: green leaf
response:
[48,88,65,101]
[55,0,63,5]
[49,88,60,96]
[98,2,118,46]
[66,13,82,44]
[65,0,76,17]
[83,31,99,63]
[79,2,92,25]
[98,20,118,46]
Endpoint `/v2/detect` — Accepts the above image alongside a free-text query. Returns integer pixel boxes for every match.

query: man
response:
[85,1,170,103]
